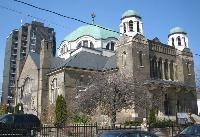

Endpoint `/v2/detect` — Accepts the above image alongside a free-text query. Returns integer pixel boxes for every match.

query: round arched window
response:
[77,40,94,49]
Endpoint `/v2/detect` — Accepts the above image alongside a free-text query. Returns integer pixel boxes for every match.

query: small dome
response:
[121,10,141,19]
[64,25,119,42]
[169,27,187,35]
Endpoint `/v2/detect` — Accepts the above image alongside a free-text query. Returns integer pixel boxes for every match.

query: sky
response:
[0,0,200,95]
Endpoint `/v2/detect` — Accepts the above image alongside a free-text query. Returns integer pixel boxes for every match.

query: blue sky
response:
[0,0,200,93]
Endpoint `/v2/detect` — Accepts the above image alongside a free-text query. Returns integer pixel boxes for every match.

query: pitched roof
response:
[29,52,40,68]
[50,51,117,73]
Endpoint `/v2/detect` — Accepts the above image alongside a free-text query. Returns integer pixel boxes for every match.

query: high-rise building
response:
[1,21,56,107]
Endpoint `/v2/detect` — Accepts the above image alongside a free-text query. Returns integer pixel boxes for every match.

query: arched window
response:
[90,42,94,48]
[23,77,32,107]
[111,42,115,51]
[152,56,157,78]
[172,38,174,46]
[129,20,133,32]
[123,23,126,33]
[83,40,88,47]
[164,59,168,80]
[122,51,127,67]
[183,37,186,47]
[177,36,181,46]
[137,21,140,32]
[77,42,82,48]
[139,51,143,66]
[106,43,109,50]
[61,47,64,54]
[170,60,174,81]
[187,62,191,75]
[51,78,58,103]
[158,58,162,79]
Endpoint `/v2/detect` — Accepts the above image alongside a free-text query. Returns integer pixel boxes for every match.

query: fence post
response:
[95,122,98,135]
[57,126,59,137]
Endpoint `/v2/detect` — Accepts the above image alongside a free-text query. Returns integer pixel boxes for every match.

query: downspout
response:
[37,68,40,117]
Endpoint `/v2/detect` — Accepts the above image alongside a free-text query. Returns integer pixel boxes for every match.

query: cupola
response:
[120,10,144,36]
[168,27,188,51]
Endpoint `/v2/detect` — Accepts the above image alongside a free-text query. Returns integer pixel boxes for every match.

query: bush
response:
[0,104,7,116]
[150,119,174,128]
[55,95,67,126]
[73,113,90,124]
[124,120,142,126]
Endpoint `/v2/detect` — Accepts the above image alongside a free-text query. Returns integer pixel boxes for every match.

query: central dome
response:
[121,10,141,19]
[64,25,119,42]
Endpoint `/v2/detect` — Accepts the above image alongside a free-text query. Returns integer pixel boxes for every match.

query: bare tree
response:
[77,71,158,126]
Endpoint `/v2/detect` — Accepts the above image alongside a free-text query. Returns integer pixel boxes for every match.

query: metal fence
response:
[0,123,184,137]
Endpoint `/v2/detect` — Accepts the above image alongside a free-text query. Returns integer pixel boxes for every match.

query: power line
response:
[0,4,67,29]
[12,0,122,35]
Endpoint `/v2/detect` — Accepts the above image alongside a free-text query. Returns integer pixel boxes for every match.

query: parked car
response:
[97,130,158,137]
[175,124,200,137]
[0,113,41,136]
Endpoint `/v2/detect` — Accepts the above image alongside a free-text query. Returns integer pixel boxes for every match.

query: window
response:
[177,36,181,46]
[123,23,126,33]
[51,78,58,103]
[106,43,109,50]
[164,59,168,80]
[129,20,133,32]
[183,37,186,47]
[122,51,127,67]
[172,38,174,46]
[139,51,143,66]
[83,40,88,47]
[158,58,162,79]
[77,40,94,49]
[106,41,115,51]
[170,61,174,81]
[90,42,94,48]
[111,42,115,51]
[187,62,191,75]
[137,21,140,32]
[77,42,82,48]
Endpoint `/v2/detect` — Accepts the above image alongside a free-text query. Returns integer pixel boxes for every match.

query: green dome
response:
[169,27,187,35]
[64,25,119,42]
[121,10,141,19]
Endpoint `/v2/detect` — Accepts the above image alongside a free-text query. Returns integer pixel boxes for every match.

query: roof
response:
[121,10,141,19]
[50,51,117,73]
[29,52,40,68]
[169,27,187,35]
[63,25,119,42]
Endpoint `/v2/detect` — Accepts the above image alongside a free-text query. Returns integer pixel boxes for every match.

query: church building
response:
[15,10,197,123]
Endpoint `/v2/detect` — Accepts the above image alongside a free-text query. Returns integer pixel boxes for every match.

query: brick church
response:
[12,10,197,123]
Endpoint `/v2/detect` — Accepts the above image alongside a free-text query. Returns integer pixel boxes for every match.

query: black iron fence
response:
[0,123,184,137]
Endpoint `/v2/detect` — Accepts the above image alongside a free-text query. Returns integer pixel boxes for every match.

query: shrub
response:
[55,95,67,126]
[73,113,90,124]
[0,104,7,116]
[124,120,142,126]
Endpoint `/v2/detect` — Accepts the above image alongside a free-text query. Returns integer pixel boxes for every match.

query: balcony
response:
[21,50,26,54]
[11,58,16,62]
[12,52,17,56]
